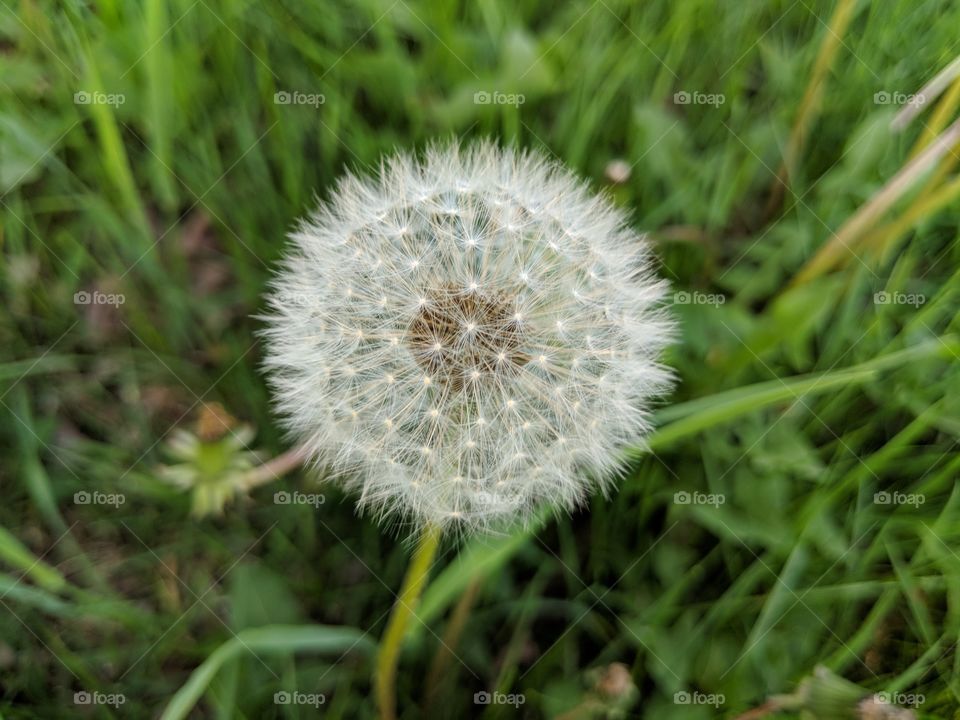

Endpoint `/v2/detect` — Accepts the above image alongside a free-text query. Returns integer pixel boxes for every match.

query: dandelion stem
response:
[236,443,311,491]
[375,524,443,720]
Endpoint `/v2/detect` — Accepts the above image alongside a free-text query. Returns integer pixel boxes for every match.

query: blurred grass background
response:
[3,0,960,717]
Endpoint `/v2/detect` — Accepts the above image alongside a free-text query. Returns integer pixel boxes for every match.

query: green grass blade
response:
[159,625,374,720]
[646,336,958,451]
[0,525,66,593]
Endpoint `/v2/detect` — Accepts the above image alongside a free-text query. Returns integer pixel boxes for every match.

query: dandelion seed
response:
[261,140,674,534]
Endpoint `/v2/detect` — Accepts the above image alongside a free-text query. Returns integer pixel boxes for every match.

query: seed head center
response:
[407,286,527,386]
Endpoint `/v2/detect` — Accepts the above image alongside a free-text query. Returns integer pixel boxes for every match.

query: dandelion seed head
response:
[261,140,675,535]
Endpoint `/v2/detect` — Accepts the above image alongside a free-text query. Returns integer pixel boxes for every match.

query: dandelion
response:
[261,140,674,536]
[261,140,674,720]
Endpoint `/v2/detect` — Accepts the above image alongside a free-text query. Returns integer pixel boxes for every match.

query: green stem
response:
[375,524,443,720]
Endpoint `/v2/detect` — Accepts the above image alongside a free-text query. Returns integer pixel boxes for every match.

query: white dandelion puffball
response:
[262,141,674,534]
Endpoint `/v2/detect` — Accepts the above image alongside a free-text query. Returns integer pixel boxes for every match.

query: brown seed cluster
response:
[407,285,527,388]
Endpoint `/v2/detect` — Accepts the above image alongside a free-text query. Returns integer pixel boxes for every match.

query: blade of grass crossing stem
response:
[416,516,546,633]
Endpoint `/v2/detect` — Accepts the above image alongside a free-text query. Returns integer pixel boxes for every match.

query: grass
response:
[2,0,960,717]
